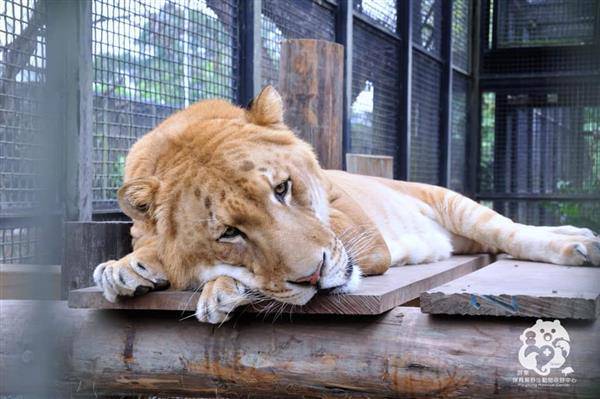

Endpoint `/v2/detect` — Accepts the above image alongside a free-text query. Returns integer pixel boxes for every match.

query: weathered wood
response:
[2,300,599,397]
[62,221,132,299]
[279,39,344,169]
[346,153,394,178]
[68,255,490,315]
[0,264,61,300]
[421,259,600,319]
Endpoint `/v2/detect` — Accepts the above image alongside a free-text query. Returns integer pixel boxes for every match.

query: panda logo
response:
[518,319,572,376]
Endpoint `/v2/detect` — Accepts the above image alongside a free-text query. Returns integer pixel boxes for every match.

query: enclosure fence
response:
[1,0,598,263]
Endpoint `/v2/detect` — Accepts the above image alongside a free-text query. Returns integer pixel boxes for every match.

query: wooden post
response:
[346,153,394,179]
[279,39,344,170]
[2,301,599,397]
[61,222,132,299]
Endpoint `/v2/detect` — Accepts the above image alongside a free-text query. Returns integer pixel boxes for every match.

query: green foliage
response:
[92,2,235,201]
[480,95,599,230]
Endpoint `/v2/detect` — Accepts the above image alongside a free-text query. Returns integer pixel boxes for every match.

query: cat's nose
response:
[293,252,325,286]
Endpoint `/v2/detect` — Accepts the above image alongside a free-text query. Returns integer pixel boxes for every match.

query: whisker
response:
[179,284,202,316]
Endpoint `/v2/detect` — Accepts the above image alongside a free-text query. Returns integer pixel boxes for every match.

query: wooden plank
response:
[421,259,600,319]
[68,255,490,315]
[346,153,394,178]
[62,221,132,299]
[3,300,599,397]
[279,39,344,170]
[0,264,61,300]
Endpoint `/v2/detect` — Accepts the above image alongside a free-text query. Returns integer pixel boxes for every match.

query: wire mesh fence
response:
[1,0,46,263]
[350,18,401,164]
[0,0,45,215]
[496,0,597,48]
[92,0,238,208]
[261,0,335,89]
[479,86,600,230]
[2,0,597,262]
[412,0,442,56]
[1,221,41,263]
[480,0,600,230]
[450,72,469,193]
[482,0,600,75]
[353,0,398,32]
[410,51,443,185]
[452,0,470,72]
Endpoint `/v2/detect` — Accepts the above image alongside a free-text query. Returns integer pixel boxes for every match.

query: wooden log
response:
[279,39,344,170]
[2,300,599,397]
[420,259,600,319]
[69,255,490,315]
[0,264,61,300]
[62,221,132,299]
[346,153,394,178]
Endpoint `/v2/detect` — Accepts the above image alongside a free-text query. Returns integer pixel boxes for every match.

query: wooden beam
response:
[0,264,61,300]
[69,255,490,315]
[61,221,132,299]
[2,300,599,397]
[421,259,600,319]
[345,153,394,179]
[279,39,344,170]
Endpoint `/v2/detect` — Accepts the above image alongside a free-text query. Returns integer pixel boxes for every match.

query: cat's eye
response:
[274,179,290,202]
[219,226,242,241]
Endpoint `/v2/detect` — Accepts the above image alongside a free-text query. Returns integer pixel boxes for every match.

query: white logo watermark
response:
[512,319,576,388]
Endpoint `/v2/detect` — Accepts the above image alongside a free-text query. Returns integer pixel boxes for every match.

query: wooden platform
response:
[4,300,600,398]
[420,259,600,319]
[68,255,489,315]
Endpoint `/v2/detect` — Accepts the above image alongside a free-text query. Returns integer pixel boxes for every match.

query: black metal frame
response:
[476,0,600,204]
[397,0,413,180]
[439,0,453,187]
[335,0,353,170]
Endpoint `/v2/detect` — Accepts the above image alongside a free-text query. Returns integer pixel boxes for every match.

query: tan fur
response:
[94,86,600,323]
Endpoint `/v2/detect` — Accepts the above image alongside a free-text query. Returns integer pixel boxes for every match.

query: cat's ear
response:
[247,85,284,126]
[118,176,160,220]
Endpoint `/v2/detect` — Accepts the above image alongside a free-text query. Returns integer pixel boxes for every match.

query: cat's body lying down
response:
[93,86,600,323]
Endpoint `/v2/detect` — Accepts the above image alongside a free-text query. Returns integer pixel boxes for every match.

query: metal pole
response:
[439,0,454,188]
[335,0,353,170]
[467,0,482,198]
[239,0,262,105]
[397,0,413,180]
